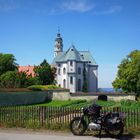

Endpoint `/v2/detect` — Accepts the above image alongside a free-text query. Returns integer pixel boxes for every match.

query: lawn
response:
[32,99,140,109]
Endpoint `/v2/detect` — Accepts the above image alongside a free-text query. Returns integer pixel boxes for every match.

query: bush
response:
[27,85,59,91]
[27,85,43,91]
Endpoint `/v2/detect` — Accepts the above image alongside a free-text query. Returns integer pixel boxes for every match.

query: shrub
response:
[27,85,59,91]
[27,85,43,91]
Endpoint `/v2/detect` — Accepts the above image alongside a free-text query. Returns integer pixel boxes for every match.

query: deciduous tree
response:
[34,59,54,85]
[112,50,140,96]
[0,53,18,75]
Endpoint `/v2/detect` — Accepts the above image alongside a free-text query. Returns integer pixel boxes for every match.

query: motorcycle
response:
[70,103,124,138]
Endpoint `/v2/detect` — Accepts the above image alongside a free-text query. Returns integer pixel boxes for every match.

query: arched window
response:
[58,68,61,75]
[70,61,73,66]
[70,76,73,84]
[63,79,66,88]
[63,67,66,74]
[78,79,81,91]
[78,67,81,74]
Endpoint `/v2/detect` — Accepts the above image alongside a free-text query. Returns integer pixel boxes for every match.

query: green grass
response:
[34,100,87,107]
[31,100,118,108]
[33,99,140,109]
[95,100,116,107]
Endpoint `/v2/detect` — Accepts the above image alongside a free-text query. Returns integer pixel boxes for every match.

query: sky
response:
[0,0,140,88]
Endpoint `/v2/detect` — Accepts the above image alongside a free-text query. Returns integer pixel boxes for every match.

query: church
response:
[52,32,98,93]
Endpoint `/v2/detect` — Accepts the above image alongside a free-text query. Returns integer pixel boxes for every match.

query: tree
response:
[0,71,28,88]
[0,53,18,75]
[82,64,88,92]
[34,59,54,85]
[26,76,42,86]
[0,71,17,88]
[112,50,140,96]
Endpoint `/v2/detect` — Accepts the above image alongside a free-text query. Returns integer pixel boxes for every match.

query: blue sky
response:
[0,0,140,88]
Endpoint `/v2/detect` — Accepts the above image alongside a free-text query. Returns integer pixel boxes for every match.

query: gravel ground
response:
[0,128,139,140]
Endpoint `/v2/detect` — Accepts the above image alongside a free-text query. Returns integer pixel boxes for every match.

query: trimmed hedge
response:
[27,85,60,91]
[0,91,49,106]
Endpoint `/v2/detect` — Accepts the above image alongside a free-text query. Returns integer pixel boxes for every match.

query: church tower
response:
[54,30,63,57]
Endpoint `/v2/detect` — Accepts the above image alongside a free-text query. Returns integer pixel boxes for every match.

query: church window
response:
[63,68,66,74]
[58,68,61,75]
[70,76,73,84]
[78,67,81,74]
[70,61,73,66]
[78,79,81,91]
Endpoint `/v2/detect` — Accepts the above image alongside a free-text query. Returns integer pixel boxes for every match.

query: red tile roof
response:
[18,65,35,77]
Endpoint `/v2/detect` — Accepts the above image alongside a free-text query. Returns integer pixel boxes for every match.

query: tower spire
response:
[54,29,63,57]
[58,26,60,34]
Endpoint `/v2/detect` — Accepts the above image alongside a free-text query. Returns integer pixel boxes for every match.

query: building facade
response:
[52,32,98,93]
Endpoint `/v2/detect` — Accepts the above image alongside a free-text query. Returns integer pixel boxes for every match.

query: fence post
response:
[39,106,46,127]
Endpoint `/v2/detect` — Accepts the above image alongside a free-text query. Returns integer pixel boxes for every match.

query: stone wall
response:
[47,90,136,101]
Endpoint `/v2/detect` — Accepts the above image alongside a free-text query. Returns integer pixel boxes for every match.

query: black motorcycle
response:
[70,104,124,138]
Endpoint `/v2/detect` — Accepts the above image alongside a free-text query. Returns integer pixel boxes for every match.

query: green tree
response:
[34,59,54,85]
[0,71,17,88]
[0,53,18,75]
[0,71,28,88]
[26,76,42,86]
[82,65,88,92]
[112,50,140,96]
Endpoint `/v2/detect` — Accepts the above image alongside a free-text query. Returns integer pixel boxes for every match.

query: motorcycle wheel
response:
[70,117,87,135]
[105,123,124,138]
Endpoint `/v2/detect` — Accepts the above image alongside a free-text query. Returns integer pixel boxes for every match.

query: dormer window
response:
[71,48,74,51]
[81,54,84,59]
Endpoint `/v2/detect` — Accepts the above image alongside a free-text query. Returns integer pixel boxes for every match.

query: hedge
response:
[0,91,49,106]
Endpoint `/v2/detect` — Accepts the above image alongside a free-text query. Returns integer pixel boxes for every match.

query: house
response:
[18,65,35,77]
[52,32,98,93]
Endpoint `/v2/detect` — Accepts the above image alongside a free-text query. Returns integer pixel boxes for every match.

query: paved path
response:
[0,132,113,140]
[0,129,139,140]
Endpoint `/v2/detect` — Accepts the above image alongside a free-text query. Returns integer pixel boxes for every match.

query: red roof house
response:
[18,65,35,77]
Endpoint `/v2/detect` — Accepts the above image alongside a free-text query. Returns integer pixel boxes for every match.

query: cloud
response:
[60,0,94,13]
[94,5,122,15]
[0,0,19,12]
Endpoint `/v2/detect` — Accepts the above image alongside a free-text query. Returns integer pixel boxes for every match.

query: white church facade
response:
[52,32,98,93]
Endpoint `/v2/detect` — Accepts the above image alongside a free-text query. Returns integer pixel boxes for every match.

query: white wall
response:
[88,66,98,92]
[56,61,98,93]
